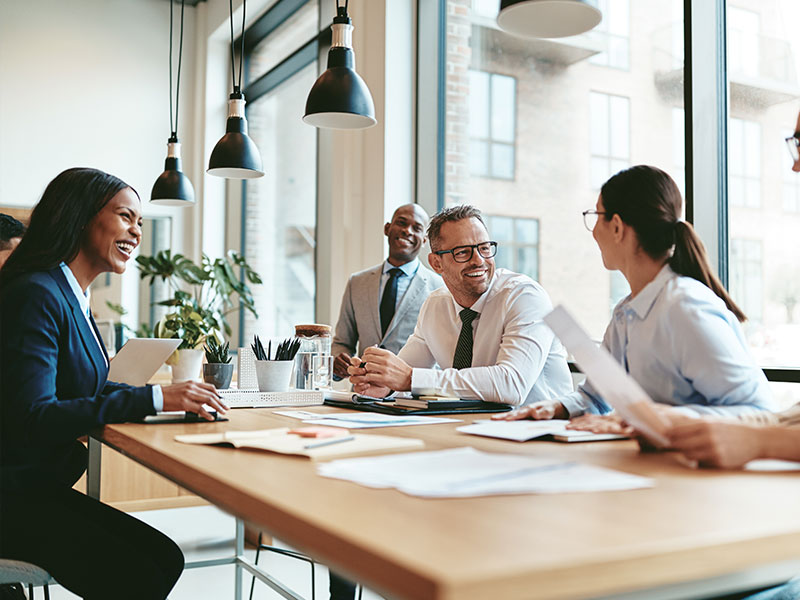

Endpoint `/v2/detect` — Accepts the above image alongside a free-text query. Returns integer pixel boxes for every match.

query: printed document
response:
[318,447,653,497]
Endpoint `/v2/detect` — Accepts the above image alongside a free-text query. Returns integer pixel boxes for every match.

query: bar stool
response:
[0,559,53,599]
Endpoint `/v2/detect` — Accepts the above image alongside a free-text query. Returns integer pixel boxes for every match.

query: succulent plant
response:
[204,337,231,364]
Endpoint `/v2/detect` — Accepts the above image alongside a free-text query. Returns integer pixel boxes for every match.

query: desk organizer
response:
[237,346,259,390]
[218,388,324,408]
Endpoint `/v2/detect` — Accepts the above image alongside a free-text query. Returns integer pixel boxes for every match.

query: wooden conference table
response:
[88,407,800,600]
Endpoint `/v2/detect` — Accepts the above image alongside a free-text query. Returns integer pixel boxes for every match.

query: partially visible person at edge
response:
[0,213,25,269]
[0,167,228,600]
[495,165,774,427]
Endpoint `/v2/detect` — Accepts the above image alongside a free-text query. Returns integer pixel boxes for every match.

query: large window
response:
[588,0,630,70]
[590,91,630,190]
[468,70,516,179]
[240,0,320,342]
[726,0,800,371]
[730,238,763,323]
[440,0,684,340]
[485,215,539,281]
[728,118,761,208]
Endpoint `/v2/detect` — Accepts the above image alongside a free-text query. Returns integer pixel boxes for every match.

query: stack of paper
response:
[318,447,654,497]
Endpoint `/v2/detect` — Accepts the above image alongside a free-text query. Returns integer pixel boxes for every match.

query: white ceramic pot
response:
[170,349,205,383]
[254,360,294,392]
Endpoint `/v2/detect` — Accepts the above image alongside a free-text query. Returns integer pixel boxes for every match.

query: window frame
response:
[234,0,325,346]
[467,69,518,181]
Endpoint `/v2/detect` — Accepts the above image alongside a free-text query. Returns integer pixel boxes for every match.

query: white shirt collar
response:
[382,257,420,278]
[59,262,91,317]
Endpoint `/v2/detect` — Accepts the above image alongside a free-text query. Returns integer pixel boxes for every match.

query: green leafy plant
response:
[136,249,262,350]
[204,337,231,364]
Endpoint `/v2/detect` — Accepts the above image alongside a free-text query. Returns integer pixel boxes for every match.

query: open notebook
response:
[175,427,424,460]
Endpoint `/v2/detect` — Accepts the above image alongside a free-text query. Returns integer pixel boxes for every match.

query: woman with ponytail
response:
[497,165,774,422]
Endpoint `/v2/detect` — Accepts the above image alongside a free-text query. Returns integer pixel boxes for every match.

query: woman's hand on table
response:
[162,381,228,421]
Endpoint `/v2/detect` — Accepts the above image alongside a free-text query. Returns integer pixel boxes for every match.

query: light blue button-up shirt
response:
[378,258,420,309]
[59,263,163,411]
[560,265,774,418]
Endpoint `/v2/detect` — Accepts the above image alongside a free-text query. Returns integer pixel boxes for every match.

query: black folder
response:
[323,398,512,415]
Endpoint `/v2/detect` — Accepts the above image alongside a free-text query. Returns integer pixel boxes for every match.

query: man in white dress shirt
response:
[348,204,573,405]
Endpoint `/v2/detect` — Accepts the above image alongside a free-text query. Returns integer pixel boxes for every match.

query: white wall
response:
[0,0,200,322]
[0,0,417,331]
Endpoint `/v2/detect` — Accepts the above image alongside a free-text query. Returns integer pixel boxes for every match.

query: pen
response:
[303,435,355,449]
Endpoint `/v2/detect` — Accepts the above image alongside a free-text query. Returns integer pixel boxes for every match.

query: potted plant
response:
[136,249,262,382]
[203,337,233,389]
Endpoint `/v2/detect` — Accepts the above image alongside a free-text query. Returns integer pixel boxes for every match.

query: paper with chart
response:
[543,305,671,447]
[317,447,653,497]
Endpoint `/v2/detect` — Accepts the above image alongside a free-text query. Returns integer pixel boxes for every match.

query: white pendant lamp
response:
[497,0,602,39]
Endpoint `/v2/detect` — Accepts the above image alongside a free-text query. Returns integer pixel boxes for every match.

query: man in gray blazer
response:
[332,203,443,380]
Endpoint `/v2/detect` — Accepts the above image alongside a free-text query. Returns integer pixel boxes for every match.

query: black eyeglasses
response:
[582,209,607,231]
[433,241,498,263]
[786,133,800,163]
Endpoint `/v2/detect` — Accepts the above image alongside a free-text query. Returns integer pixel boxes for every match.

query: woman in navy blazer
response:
[0,168,227,599]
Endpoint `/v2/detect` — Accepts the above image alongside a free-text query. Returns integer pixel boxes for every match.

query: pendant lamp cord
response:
[168,0,186,139]
[229,0,247,94]
[336,0,349,15]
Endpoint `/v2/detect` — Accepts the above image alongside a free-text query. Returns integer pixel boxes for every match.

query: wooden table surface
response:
[95,407,800,600]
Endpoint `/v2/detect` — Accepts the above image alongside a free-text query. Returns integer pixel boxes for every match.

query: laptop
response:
[107,338,182,386]
[543,305,671,447]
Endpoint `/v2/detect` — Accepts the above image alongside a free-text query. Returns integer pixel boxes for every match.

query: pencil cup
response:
[255,360,294,392]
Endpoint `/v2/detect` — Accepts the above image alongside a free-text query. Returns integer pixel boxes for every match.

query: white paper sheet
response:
[318,447,653,497]
[457,420,628,442]
[273,410,326,420]
[744,459,800,472]
[544,305,671,447]
[457,420,571,441]
[302,413,460,429]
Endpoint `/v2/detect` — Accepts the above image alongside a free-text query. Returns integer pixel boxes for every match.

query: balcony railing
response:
[652,23,800,109]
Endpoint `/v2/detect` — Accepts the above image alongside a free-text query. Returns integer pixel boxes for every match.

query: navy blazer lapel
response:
[48,268,107,391]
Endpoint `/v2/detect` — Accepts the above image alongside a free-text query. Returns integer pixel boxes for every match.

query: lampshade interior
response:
[150,197,196,206]
[302,111,377,130]
[497,0,602,39]
[207,166,265,179]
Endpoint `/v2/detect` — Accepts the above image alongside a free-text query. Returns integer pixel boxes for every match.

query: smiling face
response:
[384,204,429,266]
[79,187,142,276]
[428,217,495,307]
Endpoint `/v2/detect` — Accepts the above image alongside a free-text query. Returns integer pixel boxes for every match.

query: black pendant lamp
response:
[152,0,195,206]
[303,0,376,130]
[208,0,264,179]
[497,0,602,39]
